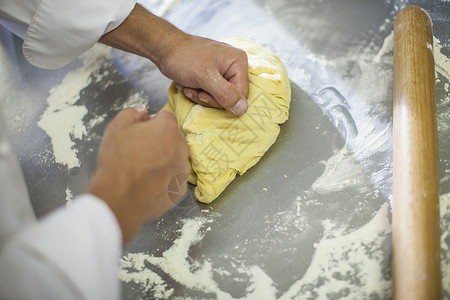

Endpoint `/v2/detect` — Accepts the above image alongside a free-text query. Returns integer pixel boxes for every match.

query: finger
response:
[110,107,148,128]
[219,45,249,99]
[196,90,221,108]
[183,87,221,108]
[203,71,248,115]
[223,58,249,99]
[150,111,189,157]
[150,109,177,122]
[134,104,148,114]
[176,82,224,109]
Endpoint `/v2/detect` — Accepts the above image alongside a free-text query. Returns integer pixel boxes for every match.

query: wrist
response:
[99,4,188,69]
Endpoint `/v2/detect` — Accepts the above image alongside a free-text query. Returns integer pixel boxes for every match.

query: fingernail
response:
[175,83,183,91]
[199,97,209,104]
[135,104,147,113]
[230,99,248,115]
[185,92,193,99]
[149,113,156,119]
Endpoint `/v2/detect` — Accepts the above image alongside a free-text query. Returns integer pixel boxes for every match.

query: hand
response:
[99,4,249,115]
[85,106,190,244]
[158,35,249,115]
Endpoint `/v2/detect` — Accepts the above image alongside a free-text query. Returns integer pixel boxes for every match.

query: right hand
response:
[86,106,190,244]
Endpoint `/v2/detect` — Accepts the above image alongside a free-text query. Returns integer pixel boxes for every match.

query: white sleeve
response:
[0,194,123,300]
[0,0,136,69]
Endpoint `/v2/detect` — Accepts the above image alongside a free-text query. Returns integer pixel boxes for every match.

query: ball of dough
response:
[163,38,291,203]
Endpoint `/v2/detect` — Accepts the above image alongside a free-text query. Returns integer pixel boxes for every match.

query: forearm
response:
[99,4,186,67]
[100,3,249,115]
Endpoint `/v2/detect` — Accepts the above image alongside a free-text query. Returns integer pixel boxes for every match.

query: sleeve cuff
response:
[23,0,136,69]
[10,193,122,299]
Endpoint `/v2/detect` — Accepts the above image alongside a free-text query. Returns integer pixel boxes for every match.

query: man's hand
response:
[159,35,249,115]
[99,4,249,115]
[86,106,190,244]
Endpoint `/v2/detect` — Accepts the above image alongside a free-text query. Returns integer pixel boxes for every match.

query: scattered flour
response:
[368,31,449,81]
[119,204,391,299]
[120,217,230,299]
[119,253,174,298]
[311,145,370,194]
[65,187,73,207]
[373,30,394,63]
[38,44,113,169]
[440,193,450,293]
[280,203,391,300]
[434,37,450,82]
[37,44,148,169]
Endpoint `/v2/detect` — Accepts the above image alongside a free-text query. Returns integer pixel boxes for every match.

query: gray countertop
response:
[1,0,450,299]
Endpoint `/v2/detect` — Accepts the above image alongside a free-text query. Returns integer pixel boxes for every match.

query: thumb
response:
[204,72,248,115]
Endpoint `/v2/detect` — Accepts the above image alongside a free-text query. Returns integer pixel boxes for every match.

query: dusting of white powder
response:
[440,193,450,292]
[119,204,391,299]
[434,37,450,82]
[279,203,391,299]
[119,217,230,299]
[373,30,394,63]
[369,33,449,82]
[65,187,73,207]
[37,44,113,169]
[312,145,369,194]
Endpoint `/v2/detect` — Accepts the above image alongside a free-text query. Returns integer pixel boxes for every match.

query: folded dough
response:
[162,38,291,203]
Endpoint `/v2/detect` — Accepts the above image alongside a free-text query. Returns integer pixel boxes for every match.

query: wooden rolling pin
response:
[393,5,441,300]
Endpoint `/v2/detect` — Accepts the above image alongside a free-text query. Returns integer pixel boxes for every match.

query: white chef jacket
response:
[0,120,123,300]
[0,0,136,69]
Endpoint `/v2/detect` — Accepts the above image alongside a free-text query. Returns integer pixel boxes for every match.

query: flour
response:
[37,44,149,170]
[378,18,392,33]
[119,203,391,299]
[38,106,87,169]
[373,30,394,63]
[440,193,450,292]
[119,217,230,299]
[38,44,113,169]
[112,91,148,111]
[434,37,450,82]
[119,253,174,298]
[311,145,370,194]
[65,187,73,206]
[367,31,449,81]
[280,203,391,300]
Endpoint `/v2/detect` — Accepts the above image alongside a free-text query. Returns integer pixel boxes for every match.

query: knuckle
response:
[237,48,248,61]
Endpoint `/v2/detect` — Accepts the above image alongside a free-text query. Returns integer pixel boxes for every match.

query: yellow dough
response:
[163,38,291,203]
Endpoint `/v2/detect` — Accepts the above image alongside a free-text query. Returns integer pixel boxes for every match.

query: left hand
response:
[158,34,249,115]
[100,4,249,115]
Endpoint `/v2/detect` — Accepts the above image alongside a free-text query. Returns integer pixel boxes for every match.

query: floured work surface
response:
[120,83,390,299]
[1,0,450,299]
